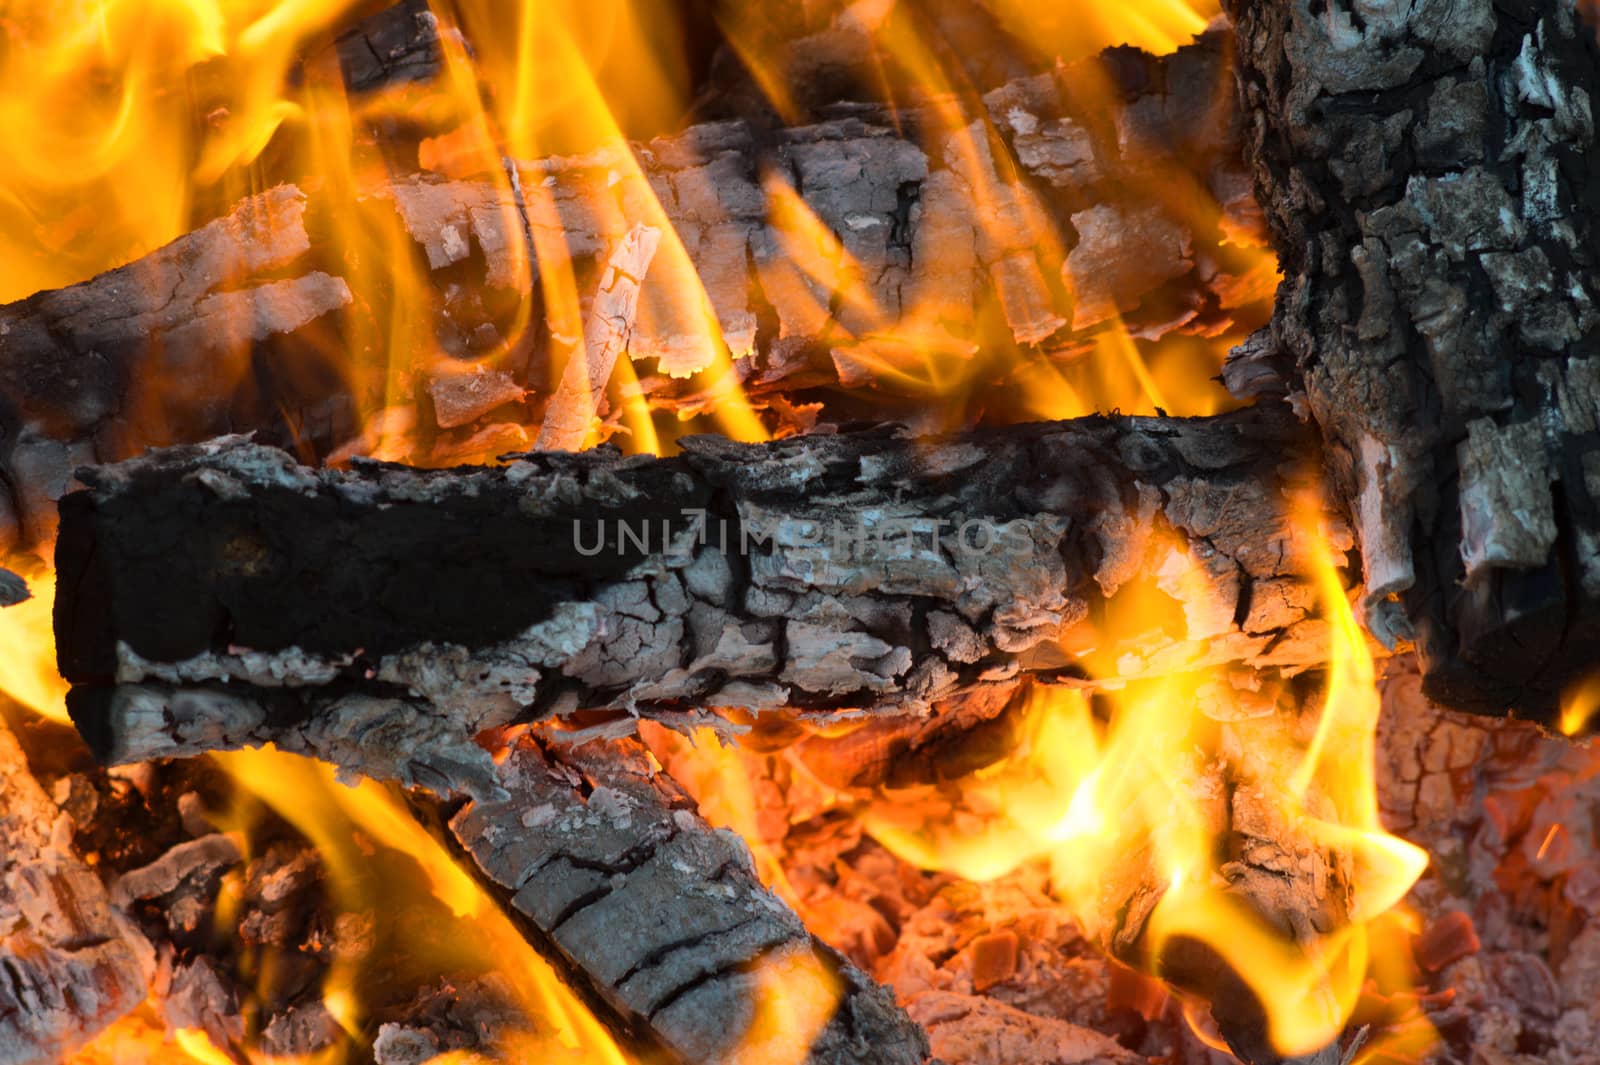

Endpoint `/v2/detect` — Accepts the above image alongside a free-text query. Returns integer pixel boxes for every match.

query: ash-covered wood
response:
[446,731,929,1065]
[58,405,1342,786]
[0,719,154,1064]
[1222,0,1600,718]
[0,30,1266,553]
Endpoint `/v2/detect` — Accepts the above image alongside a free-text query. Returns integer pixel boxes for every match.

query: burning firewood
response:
[0,28,1265,553]
[0,719,154,1063]
[535,223,664,451]
[1221,0,1600,715]
[55,403,1344,790]
[445,730,929,1064]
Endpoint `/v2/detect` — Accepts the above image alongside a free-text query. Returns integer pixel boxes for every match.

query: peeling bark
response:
[1222,0,1600,718]
[58,404,1346,788]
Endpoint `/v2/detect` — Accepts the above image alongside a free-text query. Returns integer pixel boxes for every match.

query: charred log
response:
[57,404,1343,789]
[330,0,443,95]
[444,731,929,1065]
[1221,0,1600,718]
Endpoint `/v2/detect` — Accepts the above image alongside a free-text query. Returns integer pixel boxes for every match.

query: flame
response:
[1559,670,1600,736]
[210,746,633,1064]
[2,0,1262,462]
[0,560,69,723]
[0,0,363,304]
[849,507,1431,1058]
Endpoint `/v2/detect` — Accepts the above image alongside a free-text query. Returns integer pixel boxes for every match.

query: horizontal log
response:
[0,29,1266,552]
[58,405,1345,788]
[445,732,929,1065]
[0,719,155,1064]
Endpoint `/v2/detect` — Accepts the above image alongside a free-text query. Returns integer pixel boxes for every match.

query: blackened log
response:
[0,31,1265,552]
[0,719,155,1064]
[445,732,929,1065]
[330,0,443,95]
[57,405,1345,781]
[1222,0,1600,718]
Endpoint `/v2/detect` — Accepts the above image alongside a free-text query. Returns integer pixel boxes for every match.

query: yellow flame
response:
[212,746,632,1065]
[726,947,843,1065]
[0,561,69,723]
[1559,670,1600,736]
[853,509,1431,1057]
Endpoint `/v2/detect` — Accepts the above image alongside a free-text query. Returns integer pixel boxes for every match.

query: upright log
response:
[1222,0,1600,716]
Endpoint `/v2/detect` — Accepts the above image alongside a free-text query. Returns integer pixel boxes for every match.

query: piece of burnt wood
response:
[0,719,155,1064]
[445,731,929,1065]
[57,404,1344,788]
[1221,0,1600,718]
[0,30,1265,553]
[330,0,443,95]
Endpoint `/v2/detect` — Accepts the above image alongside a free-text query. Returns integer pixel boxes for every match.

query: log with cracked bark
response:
[56,403,1344,794]
[1221,0,1600,718]
[443,731,930,1065]
[0,28,1267,553]
[0,719,155,1064]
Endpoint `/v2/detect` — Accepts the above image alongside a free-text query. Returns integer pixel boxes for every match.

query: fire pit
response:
[2,2,1598,1064]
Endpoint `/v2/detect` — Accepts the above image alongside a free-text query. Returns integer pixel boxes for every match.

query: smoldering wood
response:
[0,30,1265,555]
[444,731,930,1065]
[1221,0,1600,719]
[57,404,1344,793]
[0,719,155,1065]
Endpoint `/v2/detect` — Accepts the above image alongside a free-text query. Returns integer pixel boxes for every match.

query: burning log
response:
[57,403,1341,787]
[0,719,154,1064]
[329,0,443,95]
[1221,0,1600,716]
[445,731,929,1064]
[0,29,1267,552]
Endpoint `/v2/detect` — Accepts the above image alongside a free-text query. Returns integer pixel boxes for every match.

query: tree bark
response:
[58,404,1345,789]
[443,731,930,1065]
[0,719,155,1064]
[0,30,1266,553]
[1221,0,1600,717]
